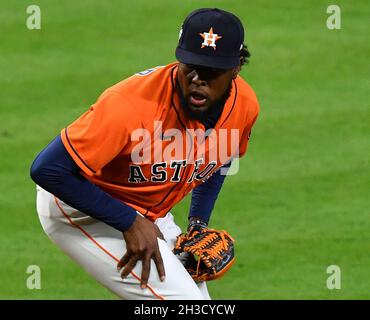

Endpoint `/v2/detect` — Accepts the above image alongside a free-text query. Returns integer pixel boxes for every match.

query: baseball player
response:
[30,8,259,300]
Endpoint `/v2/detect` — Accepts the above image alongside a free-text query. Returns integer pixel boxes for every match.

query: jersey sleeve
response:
[61,90,135,176]
[238,101,259,158]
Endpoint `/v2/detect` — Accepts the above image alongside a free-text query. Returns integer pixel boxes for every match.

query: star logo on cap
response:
[199,27,222,50]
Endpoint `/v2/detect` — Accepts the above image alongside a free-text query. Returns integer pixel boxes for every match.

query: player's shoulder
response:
[106,63,176,101]
[94,63,176,123]
[235,75,260,116]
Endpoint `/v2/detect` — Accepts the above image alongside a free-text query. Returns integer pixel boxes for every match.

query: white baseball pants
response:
[35,186,210,300]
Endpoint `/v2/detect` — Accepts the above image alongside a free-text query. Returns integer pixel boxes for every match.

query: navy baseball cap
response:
[175,8,245,70]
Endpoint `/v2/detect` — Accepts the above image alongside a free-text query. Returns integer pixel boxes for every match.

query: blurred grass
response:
[0,0,369,299]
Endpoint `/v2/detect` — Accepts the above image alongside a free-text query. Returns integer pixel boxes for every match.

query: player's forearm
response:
[188,163,230,225]
[30,135,137,231]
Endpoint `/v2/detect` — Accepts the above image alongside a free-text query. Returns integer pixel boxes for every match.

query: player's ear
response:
[232,64,241,79]
[232,56,245,78]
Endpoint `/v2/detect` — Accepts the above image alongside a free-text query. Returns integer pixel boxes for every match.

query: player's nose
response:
[189,70,206,86]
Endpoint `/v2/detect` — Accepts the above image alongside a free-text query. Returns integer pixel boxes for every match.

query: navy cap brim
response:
[175,47,240,70]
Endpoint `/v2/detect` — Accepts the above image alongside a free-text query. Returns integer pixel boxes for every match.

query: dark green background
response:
[0,0,369,299]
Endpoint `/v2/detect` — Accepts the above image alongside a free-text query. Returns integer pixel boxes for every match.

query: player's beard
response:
[175,79,232,123]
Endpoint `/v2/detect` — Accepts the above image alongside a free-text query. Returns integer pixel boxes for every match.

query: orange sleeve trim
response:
[53,196,165,300]
[60,128,96,177]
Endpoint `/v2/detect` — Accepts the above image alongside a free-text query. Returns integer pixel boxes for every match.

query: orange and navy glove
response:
[173,218,235,282]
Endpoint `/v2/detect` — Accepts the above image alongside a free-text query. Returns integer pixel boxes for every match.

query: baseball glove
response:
[173,225,235,281]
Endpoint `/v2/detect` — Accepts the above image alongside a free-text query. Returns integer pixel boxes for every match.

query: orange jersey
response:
[61,62,259,220]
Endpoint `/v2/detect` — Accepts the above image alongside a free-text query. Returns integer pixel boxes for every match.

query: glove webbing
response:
[186,229,234,272]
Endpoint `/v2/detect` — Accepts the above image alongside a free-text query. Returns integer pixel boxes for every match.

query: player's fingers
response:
[120,256,138,279]
[155,225,165,240]
[117,252,130,270]
[140,257,151,289]
[153,246,166,282]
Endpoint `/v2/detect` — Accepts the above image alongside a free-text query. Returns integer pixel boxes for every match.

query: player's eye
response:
[183,63,225,81]
[185,64,196,72]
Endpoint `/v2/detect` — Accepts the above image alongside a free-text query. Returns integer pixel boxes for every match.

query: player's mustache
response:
[175,79,232,121]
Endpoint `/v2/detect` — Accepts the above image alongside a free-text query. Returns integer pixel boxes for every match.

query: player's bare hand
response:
[117,215,165,289]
